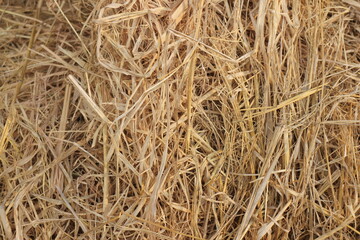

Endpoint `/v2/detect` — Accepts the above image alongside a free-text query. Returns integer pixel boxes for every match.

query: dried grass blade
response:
[68,75,111,124]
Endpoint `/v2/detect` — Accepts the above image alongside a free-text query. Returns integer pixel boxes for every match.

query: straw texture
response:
[0,0,359,239]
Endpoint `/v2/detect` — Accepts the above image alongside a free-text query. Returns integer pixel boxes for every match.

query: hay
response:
[0,0,359,239]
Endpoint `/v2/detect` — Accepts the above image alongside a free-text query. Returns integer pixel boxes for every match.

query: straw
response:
[0,0,359,239]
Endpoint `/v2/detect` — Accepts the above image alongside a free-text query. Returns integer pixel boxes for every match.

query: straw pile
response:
[0,0,359,239]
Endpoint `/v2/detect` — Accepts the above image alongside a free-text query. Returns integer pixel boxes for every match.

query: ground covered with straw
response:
[0,0,359,239]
